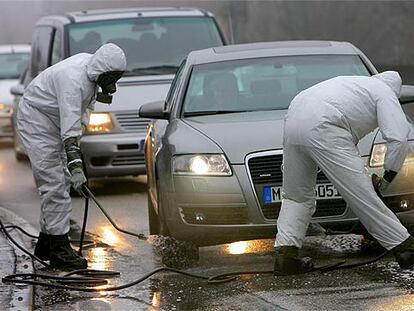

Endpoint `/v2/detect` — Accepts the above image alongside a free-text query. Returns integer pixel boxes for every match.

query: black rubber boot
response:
[35,232,87,269]
[34,232,51,260]
[393,236,414,269]
[274,246,314,275]
[49,234,88,270]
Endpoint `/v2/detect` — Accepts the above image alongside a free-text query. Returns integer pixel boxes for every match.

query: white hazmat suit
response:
[276,71,411,251]
[17,44,126,235]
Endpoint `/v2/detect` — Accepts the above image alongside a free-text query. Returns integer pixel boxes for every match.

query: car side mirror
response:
[10,84,24,96]
[139,100,169,120]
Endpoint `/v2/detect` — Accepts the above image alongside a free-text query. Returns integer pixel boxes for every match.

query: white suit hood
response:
[373,71,402,98]
[86,43,127,81]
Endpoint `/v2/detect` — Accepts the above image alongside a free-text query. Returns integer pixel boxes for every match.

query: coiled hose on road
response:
[1,185,389,291]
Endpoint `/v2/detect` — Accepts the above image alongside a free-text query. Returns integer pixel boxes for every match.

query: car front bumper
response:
[0,112,13,137]
[369,160,414,228]
[81,132,146,178]
[162,165,362,246]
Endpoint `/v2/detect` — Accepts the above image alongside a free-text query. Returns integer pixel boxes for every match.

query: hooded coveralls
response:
[276,71,411,251]
[17,44,126,235]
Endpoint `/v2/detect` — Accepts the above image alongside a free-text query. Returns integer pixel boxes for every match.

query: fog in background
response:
[1,0,414,82]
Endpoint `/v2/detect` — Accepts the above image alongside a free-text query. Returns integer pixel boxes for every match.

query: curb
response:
[0,206,37,311]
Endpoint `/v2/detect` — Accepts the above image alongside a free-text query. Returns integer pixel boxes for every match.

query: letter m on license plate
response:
[263,186,282,204]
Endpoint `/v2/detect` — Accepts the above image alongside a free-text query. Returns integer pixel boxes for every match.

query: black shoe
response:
[393,236,414,269]
[34,232,51,260]
[35,232,88,270]
[274,246,314,275]
[49,234,88,270]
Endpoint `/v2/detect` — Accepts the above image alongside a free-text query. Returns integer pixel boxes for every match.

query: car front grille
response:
[180,207,249,225]
[259,199,347,219]
[247,153,347,220]
[114,112,150,133]
[111,154,145,166]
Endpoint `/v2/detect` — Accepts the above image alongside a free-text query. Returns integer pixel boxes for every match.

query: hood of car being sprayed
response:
[182,110,287,164]
[183,109,376,165]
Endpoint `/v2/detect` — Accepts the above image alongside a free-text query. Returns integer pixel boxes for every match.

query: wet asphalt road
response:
[1,139,414,311]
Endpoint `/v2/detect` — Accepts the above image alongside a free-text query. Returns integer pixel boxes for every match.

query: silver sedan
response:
[140,40,414,247]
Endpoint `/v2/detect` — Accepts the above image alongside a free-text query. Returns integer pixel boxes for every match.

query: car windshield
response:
[68,17,223,76]
[0,52,29,79]
[183,55,371,116]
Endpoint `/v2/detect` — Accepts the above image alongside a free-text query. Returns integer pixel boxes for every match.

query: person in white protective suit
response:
[274,71,414,275]
[17,43,126,269]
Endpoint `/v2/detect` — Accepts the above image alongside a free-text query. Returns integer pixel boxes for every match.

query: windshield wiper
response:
[128,65,179,75]
[183,110,253,117]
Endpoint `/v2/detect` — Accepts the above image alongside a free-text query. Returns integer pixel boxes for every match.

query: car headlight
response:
[0,103,12,113]
[369,143,414,167]
[86,112,114,133]
[369,143,387,167]
[173,154,232,176]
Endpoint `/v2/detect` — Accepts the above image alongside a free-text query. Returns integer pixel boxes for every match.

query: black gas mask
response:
[96,71,124,104]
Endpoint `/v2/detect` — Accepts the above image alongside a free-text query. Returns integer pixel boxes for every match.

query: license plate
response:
[263,184,341,204]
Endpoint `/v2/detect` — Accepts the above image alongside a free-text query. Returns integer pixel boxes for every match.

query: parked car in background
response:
[0,45,30,138]
[13,7,226,176]
[10,67,30,160]
[140,40,414,251]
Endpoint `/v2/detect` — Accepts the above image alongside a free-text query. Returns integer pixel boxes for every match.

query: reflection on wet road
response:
[226,240,275,255]
[2,141,414,310]
[89,247,109,271]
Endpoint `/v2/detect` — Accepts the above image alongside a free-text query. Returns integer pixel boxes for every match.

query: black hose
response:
[82,186,147,240]
[0,187,391,291]
[4,225,38,239]
[2,267,213,291]
[0,218,49,268]
[78,162,90,256]
[78,194,89,256]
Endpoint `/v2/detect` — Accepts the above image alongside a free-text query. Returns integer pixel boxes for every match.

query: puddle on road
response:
[36,220,409,311]
[89,247,110,271]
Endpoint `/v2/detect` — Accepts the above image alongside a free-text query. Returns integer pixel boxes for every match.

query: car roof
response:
[187,41,365,65]
[36,7,212,25]
[0,44,31,54]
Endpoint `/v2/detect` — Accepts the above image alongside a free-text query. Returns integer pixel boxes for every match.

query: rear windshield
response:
[68,17,223,76]
[183,55,370,115]
[0,52,29,79]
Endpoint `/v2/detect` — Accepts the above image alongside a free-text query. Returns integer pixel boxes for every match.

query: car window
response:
[31,26,54,77]
[165,59,186,110]
[0,52,30,79]
[51,29,62,65]
[67,17,223,76]
[182,55,370,114]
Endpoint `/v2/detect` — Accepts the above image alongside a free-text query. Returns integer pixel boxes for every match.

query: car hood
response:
[93,75,173,112]
[0,79,18,105]
[183,110,287,164]
[183,109,376,164]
